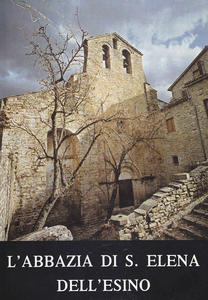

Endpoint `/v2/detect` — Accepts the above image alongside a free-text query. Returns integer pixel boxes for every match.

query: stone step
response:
[183,215,208,230]
[193,208,208,218]
[113,206,135,216]
[153,192,168,198]
[168,182,182,189]
[163,229,190,240]
[159,187,174,193]
[199,202,208,209]
[178,223,206,239]
[175,179,189,184]
[158,195,208,241]
[198,160,208,166]
[172,173,190,181]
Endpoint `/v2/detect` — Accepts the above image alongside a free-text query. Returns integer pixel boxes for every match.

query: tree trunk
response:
[33,192,59,231]
[106,174,119,221]
[33,88,60,231]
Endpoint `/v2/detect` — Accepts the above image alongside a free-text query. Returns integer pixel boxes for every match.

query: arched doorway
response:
[46,128,81,225]
[118,172,134,208]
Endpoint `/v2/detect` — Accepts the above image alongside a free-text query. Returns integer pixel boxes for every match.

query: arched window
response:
[46,128,79,191]
[122,49,132,74]
[102,45,110,68]
[46,129,81,225]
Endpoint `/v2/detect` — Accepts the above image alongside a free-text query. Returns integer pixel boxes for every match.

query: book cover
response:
[0,1,208,299]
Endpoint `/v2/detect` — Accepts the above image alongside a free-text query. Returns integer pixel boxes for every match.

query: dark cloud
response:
[0,0,207,100]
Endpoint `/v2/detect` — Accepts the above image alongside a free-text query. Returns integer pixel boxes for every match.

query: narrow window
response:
[193,61,205,80]
[102,45,110,68]
[122,49,132,74]
[113,38,118,49]
[197,61,205,75]
[172,155,179,165]
[204,99,208,117]
[166,117,175,133]
[181,89,188,100]
[83,40,88,73]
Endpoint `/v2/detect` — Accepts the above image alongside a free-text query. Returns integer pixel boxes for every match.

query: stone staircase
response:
[110,165,208,240]
[162,196,208,240]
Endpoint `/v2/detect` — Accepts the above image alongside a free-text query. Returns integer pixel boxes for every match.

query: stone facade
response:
[0,34,208,240]
[162,46,208,181]
[0,33,162,240]
[84,33,158,112]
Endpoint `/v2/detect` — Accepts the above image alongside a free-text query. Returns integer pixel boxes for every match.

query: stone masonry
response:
[0,34,208,240]
[0,33,161,240]
[163,46,208,182]
[116,163,208,240]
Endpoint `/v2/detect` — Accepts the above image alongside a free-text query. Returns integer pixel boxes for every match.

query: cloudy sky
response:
[0,0,208,101]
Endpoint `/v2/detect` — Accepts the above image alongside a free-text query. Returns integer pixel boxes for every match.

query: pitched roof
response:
[87,32,143,56]
[168,45,208,91]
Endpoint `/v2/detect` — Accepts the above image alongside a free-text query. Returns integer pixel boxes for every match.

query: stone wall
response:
[1,33,162,240]
[163,48,208,182]
[170,49,208,100]
[161,76,208,183]
[161,100,207,182]
[85,33,158,113]
[2,33,207,241]
[116,163,208,240]
[0,153,14,240]
[2,89,160,238]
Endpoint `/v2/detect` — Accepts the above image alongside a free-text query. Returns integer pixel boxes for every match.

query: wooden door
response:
[119,179,134,208]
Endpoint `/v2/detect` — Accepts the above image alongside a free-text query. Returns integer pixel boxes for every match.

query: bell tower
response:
[83,33,158,112]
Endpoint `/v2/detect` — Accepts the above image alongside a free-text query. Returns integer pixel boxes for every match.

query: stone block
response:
[168,182,182,189]
[149,222,157,228]
[138,232,145,238]
[119,232,131,240]
[134,208,146,215]
[110,214,128,226]
[139,199,158,212]
[160,186,174,193]
[153,192,168,198]
[173,173,190,181]
[166,195,176,201]
[135,216,144,222]
[13,225,73,241]
[128,212,136,221]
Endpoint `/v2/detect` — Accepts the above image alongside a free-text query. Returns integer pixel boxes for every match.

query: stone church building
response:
[0,33,207,240]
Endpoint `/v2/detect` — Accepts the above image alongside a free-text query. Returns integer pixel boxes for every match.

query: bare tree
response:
[7,0,165,234]
[8,3,117,231]
[100,112,164,221]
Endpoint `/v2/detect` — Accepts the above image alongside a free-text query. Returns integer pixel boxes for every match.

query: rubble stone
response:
[117,164,208,240]
[13,225,73,241]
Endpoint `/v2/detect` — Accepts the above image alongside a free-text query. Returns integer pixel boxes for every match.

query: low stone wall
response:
[112,164,208,240]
